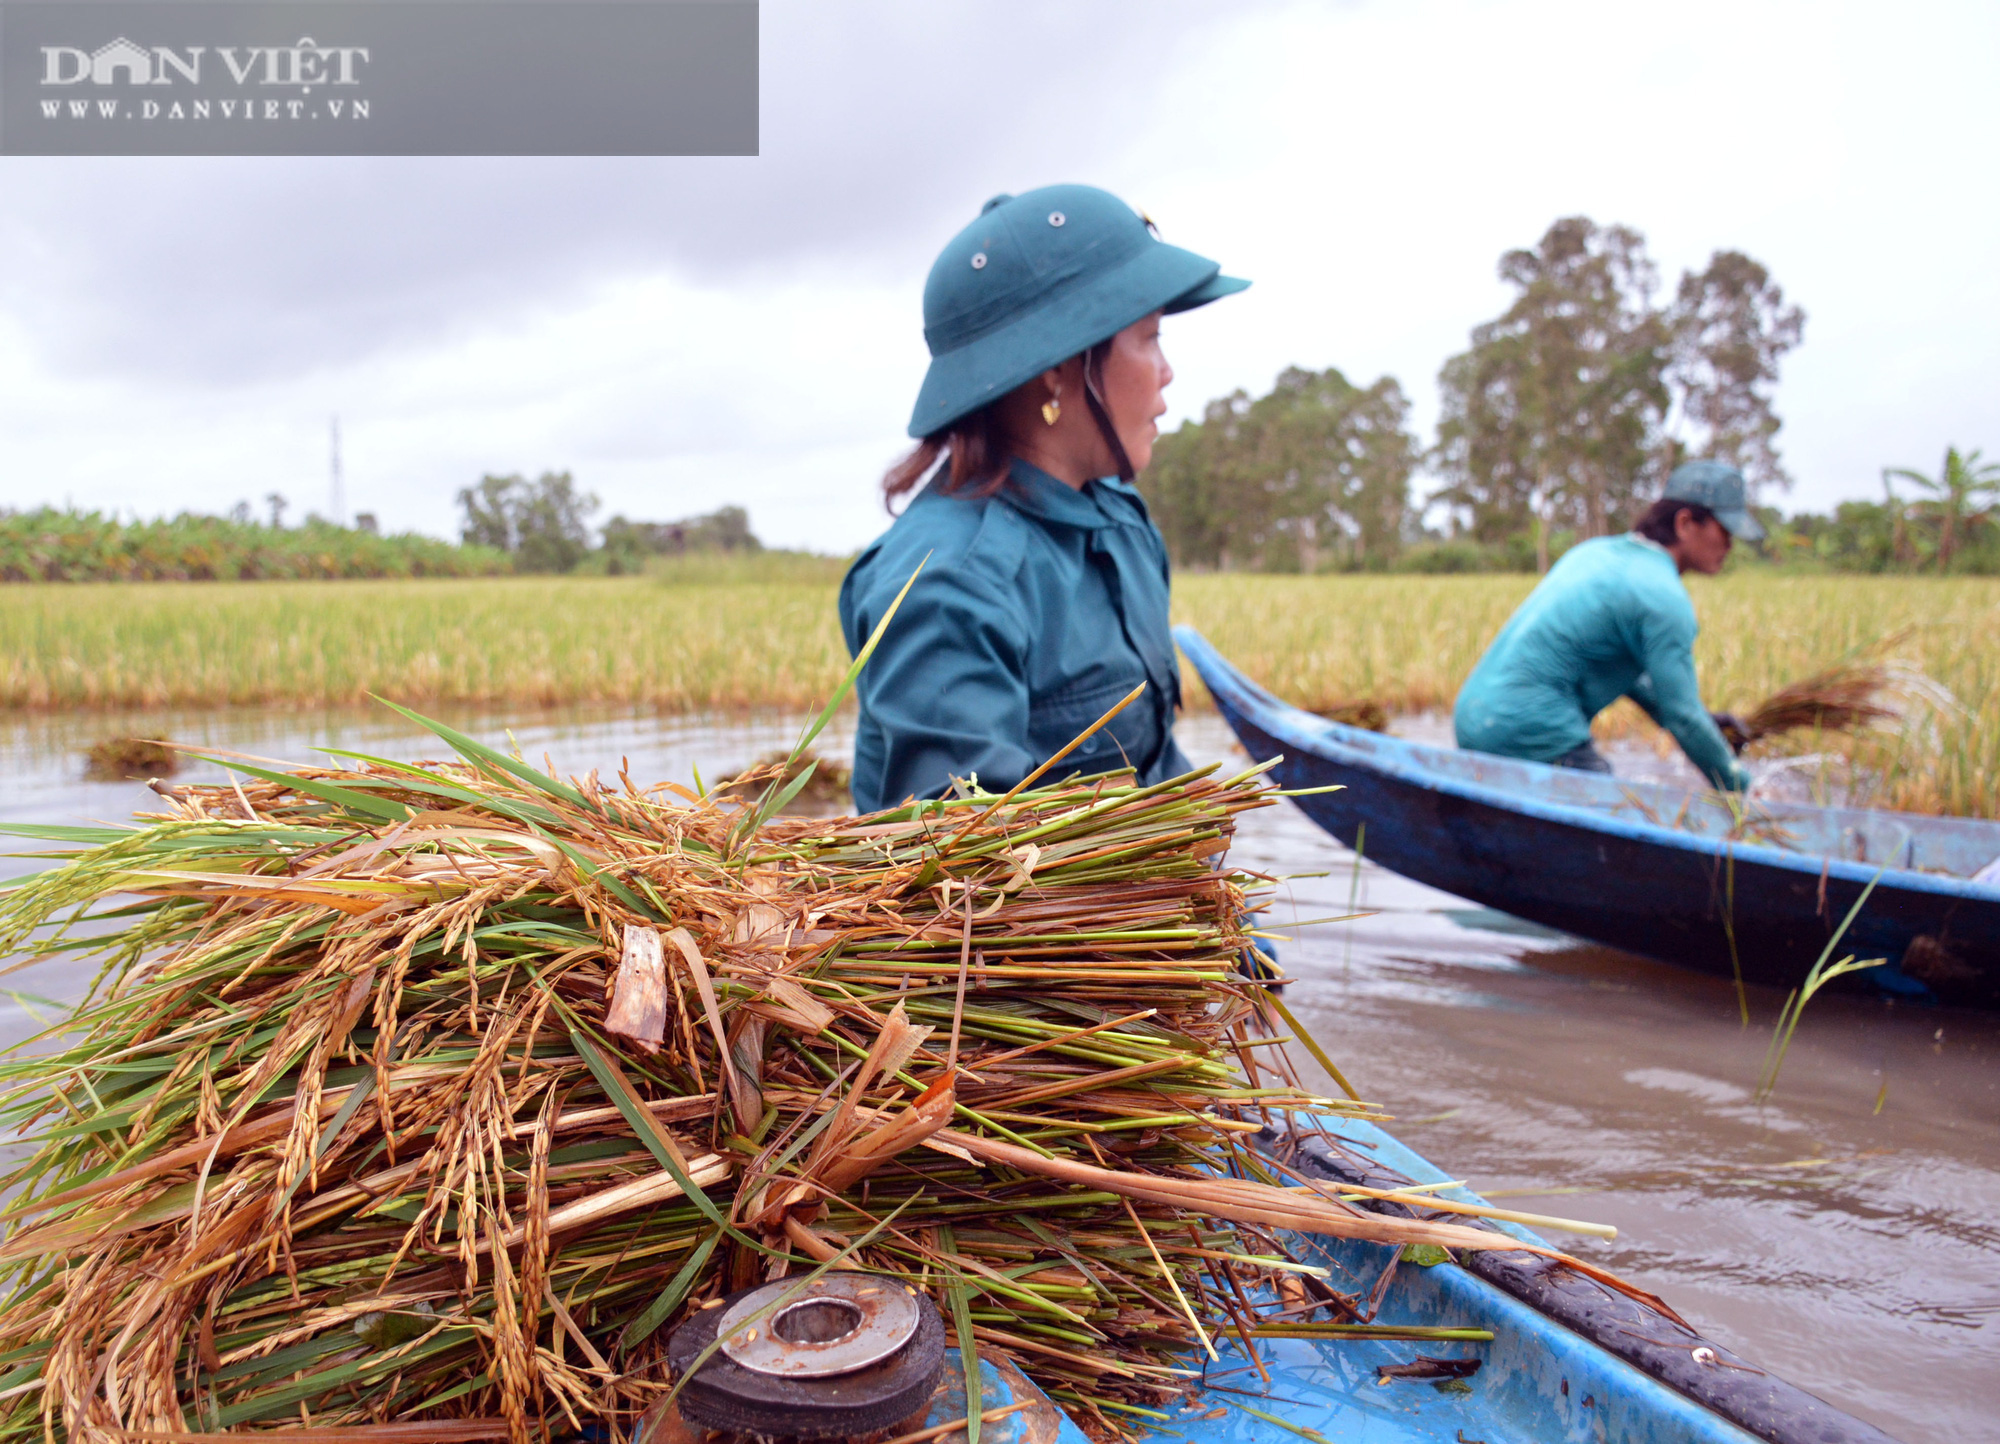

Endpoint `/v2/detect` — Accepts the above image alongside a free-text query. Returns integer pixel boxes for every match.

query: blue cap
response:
[908,184,1249,438]
[1663,460,1765,542]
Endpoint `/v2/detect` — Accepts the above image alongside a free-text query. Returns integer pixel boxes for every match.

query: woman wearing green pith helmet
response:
[840,185,1247,813]
[1453,460,1763,792]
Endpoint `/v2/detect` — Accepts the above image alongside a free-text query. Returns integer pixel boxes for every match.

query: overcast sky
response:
[1,0,1994,553]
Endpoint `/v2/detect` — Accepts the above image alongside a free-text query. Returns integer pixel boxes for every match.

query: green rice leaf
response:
[618,1227,721,1351]
[371,699,594,811]
[570,1027,740,1240]
[939,1223,984,1444]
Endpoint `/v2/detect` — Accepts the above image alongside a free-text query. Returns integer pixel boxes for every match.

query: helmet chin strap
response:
[1081,342,1136,482]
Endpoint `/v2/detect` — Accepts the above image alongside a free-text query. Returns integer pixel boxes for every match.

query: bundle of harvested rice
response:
[1725,641,1949,751]
[0,711,1613,1444]
[82,736,180,781]
[1314,700,1388,734]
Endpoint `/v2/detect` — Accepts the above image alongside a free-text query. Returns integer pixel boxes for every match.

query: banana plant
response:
[1883,446,2000,571]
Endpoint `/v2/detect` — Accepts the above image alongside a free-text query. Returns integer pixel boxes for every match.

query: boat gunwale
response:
[1262,1117,1902,1444]
[1174,627,2000,907]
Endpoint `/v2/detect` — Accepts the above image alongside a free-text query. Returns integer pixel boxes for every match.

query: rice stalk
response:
[1754,870,1889,1102]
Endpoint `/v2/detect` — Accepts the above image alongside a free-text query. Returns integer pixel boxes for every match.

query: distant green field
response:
[4,570,1994,816]
[0,575,849,713]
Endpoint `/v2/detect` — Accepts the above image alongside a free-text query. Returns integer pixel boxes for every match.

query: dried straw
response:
[0,714,1611,1443]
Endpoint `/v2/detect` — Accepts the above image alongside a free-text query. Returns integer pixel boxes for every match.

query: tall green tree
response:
[457,475,518,551]
[514,472,598,574]
[1143,389,1251,569]
[455,471,599,573]
[1435,220,1805,558]
[1667,251,1806,489]
[1432,217,1670,548]
[1143,366,1416,571]
[1261,367,1417,568]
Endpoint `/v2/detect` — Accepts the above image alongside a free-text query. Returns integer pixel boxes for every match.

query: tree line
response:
[1140,216,1998,575]
[455,471,762,575]
[0,476,767,583]
[0,508,508,583]
[1758,447,2000,573]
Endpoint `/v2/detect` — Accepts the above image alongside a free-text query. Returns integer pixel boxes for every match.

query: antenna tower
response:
[329,416,345,527]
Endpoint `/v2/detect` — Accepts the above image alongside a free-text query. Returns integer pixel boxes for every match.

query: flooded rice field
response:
[1,705,1994,1441]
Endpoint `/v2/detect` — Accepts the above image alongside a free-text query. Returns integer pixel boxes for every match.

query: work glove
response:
[1710,711,1751,755]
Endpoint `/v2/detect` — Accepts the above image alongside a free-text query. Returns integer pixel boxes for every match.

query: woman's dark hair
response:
[881,339,1117,509]
[881,403,1010,507]
[1633,497,1716,546]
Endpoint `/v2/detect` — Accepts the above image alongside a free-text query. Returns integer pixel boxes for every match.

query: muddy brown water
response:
[2,706,1993,1441]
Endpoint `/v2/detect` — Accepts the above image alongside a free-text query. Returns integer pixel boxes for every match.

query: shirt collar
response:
[1002,458,1122,530]
[1625,530,1672,559]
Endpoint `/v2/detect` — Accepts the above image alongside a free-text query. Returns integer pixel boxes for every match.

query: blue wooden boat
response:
[1174,627,2000,1007]
[915,1115,1897,1444]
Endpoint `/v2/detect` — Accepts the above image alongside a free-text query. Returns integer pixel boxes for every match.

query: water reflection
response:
[0,705,1992,1439]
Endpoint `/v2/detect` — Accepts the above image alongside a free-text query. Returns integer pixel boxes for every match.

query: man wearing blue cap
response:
[1452,460,1763,792]
[840,185,1246,812]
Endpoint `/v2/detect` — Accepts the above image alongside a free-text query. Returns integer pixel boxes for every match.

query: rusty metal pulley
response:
[668,1272,947,1439]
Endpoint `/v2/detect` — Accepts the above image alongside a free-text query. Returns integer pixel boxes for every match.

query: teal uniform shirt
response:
[840,459,1190,813]
[1452,534,1748,791]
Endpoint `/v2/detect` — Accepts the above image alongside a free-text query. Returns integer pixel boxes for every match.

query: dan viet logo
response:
[6,1,757,157]
[36,37,372,123]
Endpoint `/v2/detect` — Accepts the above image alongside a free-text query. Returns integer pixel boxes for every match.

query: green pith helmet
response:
[908,184,1248,439]
[1663,460,1765,542]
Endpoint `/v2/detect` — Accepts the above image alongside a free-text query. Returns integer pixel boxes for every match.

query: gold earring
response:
[1041,396,1061,426]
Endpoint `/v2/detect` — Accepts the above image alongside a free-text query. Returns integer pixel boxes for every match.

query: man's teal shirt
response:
[1452,534,1747,790]
[840,460,1190,813]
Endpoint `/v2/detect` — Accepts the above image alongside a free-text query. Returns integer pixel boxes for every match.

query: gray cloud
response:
[0,1,1269,385]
